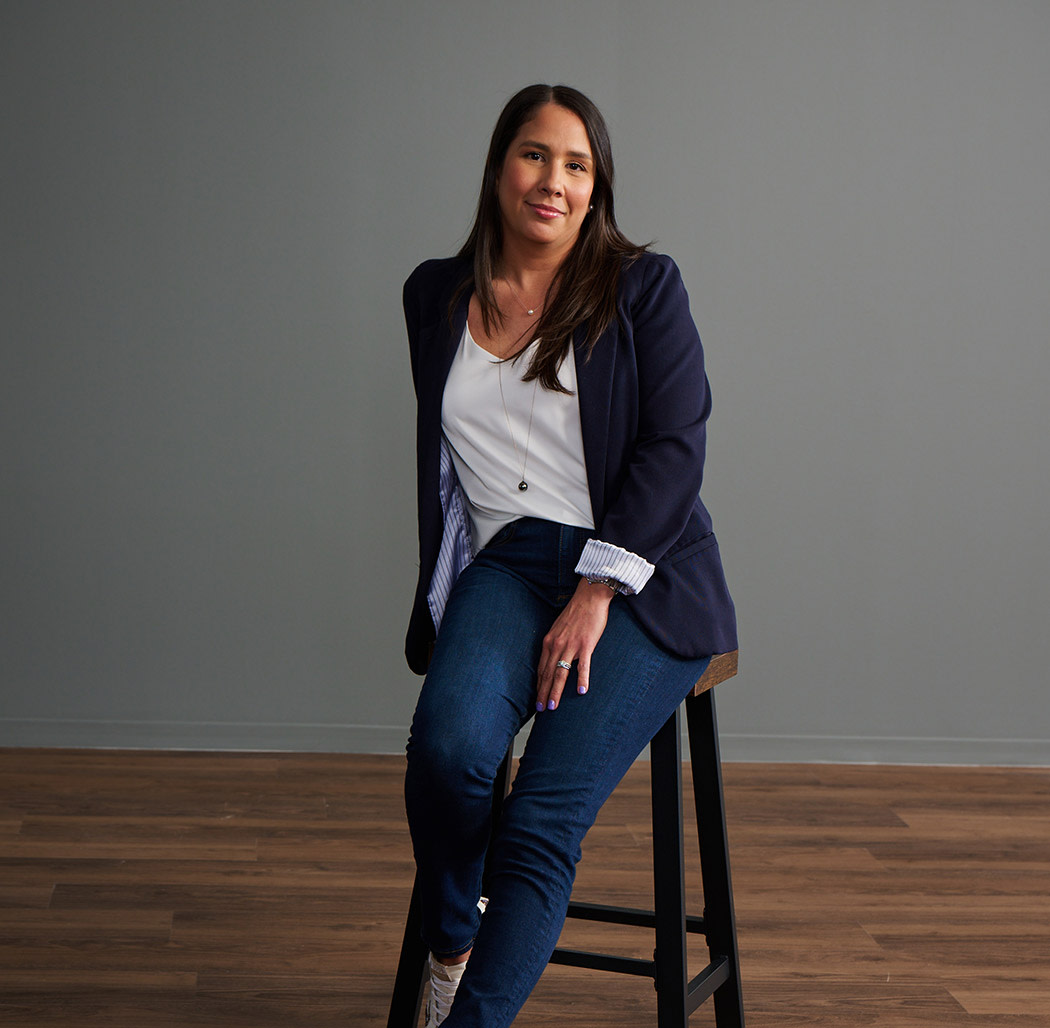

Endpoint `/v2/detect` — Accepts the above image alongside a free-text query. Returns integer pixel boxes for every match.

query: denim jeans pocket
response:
[483,520,519,550]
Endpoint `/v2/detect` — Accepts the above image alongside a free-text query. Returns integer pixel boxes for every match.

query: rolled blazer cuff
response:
[575,538,655,595]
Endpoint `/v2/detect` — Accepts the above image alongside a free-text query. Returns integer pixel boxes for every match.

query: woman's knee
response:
[491,787,588,879]
[406,715,506,797]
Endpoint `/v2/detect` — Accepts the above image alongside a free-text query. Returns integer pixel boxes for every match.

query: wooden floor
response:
[1,749,1048,1027]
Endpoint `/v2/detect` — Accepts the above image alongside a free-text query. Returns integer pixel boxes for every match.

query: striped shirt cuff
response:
[575,539,655,596]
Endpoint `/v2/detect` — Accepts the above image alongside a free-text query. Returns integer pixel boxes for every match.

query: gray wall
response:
[3,1,1048,764]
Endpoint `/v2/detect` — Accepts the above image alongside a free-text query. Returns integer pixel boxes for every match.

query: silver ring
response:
[556,660,573,671]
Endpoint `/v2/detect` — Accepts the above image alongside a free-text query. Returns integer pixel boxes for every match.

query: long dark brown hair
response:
[453,84,648,392]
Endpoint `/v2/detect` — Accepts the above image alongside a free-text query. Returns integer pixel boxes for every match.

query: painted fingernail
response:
[536,701,545,712]
[577,684,588,695]
[547,699,557,710]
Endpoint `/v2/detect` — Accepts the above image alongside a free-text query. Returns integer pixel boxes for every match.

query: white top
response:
[441,323,594,549]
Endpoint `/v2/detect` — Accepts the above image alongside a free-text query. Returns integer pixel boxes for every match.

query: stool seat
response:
[692,649,739,694]
[387,650,745,1027]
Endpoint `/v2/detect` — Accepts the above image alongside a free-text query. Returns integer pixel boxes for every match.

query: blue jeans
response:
[405,518,711,1028]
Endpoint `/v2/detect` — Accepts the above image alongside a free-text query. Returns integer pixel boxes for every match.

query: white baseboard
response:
[0,718,412,754]
[1,719,1047,766]
[717,732,1050,766]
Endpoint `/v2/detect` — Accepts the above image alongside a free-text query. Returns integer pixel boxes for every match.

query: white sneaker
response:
[423,898,488,1026]
[424,953,466,1027]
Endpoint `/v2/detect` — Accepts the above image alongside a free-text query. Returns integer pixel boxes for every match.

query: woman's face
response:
[496,103,595,257]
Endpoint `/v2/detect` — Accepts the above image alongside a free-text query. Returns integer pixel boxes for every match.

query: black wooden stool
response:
[387,651,744,1028]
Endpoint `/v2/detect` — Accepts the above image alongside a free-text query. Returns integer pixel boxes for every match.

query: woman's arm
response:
[590,254,711,569]
[539,255,711,709]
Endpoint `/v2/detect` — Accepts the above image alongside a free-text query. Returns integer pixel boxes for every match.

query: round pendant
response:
[518,480,528,491]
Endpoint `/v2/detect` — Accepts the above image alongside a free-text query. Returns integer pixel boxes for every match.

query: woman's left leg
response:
[441,600,711,1028]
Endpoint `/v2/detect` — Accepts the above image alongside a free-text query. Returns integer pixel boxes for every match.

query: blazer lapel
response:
[574,325,615,522]
[419,292,469,441]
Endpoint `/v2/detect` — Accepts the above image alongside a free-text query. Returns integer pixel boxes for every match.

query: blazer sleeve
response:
[593,255,711,572]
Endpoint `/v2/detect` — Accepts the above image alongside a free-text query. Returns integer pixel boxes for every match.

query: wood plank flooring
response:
[1,748,1048,1026]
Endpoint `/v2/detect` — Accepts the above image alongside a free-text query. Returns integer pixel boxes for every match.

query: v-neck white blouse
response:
[441,324,594,550]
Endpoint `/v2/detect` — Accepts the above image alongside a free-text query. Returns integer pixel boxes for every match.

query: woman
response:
[402,84,736,1027]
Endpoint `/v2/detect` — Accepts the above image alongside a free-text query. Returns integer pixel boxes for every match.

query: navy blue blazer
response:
[403,251,737,675]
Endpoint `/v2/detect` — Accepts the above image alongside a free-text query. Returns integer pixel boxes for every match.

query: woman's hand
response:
[536,579,615,712]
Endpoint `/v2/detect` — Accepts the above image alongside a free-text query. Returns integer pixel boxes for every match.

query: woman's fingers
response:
[575,651,591,696]
[535,652,571,711]
[535,580,612,711]
[536,655,571,712]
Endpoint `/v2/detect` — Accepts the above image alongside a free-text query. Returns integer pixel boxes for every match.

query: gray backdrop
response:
[3,1,1048,763]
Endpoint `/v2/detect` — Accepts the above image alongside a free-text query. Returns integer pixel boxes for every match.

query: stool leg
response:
[386,874,428,1028]
[686,689,745,1028]
[651,707,688,1028]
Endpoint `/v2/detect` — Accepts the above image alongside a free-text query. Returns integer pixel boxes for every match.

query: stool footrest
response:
[549,947,655,978]
[686,956,732,1015]
[566,900,706,935]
